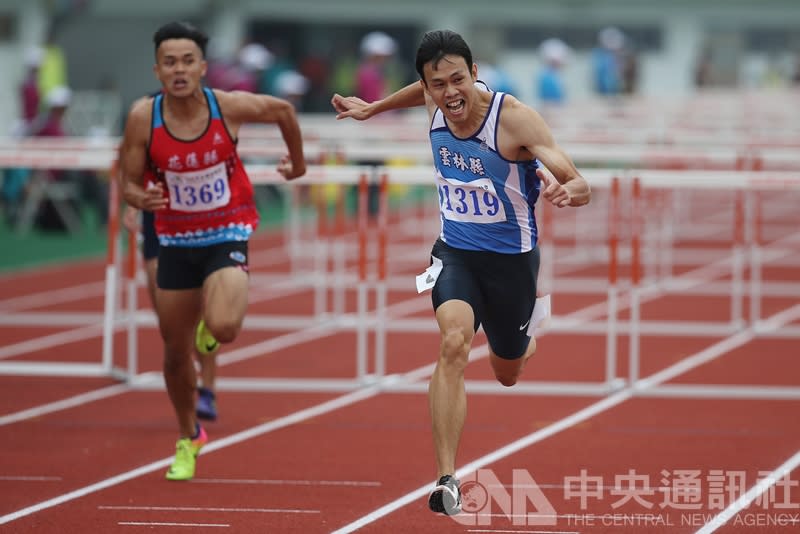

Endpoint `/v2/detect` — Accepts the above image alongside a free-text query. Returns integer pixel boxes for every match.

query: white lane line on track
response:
[1,307,777,528]
[2,238,794,526]
[0,220,736,363]
[0,252,768,524]
[0,260,103,283]
[0,338,492,526]
[468,530,579,534]
[0,291,429,426]
[328,308,798,534]
[100,505,319,514]
[0,476,62,481]
[0,281,105,311]
[637,303,800,391]
[0,292,424,426]
[191,478,381,487]
[0,273,321,361]
[0,237,291,311]
[330,392,635,534]
[694,449,800,534]
[0,382,135,426]
[0,324,105,361]
[215,322,338,366]
[118,521,229,527]
[0,378,390,525]
[0,222,389,314]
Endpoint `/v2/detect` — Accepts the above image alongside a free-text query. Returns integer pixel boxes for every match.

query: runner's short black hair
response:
[153,21,209,58]
[415,29,473,81]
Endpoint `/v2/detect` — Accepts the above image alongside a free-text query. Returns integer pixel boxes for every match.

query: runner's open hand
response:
[331,94,371,121]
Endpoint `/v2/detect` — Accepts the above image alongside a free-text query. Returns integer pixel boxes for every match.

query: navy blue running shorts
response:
[430,238,540,360]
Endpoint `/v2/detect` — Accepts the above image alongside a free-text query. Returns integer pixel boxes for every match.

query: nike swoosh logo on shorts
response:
[519,320,530,331]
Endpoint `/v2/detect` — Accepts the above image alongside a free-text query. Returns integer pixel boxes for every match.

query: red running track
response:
[1,228,799,534]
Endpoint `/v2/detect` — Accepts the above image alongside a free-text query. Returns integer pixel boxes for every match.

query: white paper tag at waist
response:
[415,255,443,293]
[527,294,551,336]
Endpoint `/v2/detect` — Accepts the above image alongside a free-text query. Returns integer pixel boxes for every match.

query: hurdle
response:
[1,135,799,402]
[621,171,800,400]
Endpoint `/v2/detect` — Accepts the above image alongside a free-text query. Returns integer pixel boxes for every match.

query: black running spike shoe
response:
[428,475,462,515]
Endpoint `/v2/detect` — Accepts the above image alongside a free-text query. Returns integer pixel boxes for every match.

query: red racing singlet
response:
[147,87,259,247]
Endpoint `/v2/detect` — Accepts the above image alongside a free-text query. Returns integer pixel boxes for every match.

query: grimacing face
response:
[422,54,478,124]
[154,38,207,97]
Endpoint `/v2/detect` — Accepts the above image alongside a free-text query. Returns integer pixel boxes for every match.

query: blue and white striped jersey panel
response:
[430,92,541,254]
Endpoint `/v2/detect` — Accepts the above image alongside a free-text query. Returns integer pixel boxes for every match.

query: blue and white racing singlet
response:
[430,92,541,254]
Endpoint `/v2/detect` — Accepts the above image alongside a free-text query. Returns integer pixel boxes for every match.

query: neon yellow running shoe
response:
[195,320,219,356]
[165,426,208,481]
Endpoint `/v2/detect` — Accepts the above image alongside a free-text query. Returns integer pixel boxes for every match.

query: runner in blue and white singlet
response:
[331,29,591,516]
[430,91,541,254]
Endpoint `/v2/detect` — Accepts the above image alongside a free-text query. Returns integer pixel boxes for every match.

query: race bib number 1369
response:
[165,162,231,212]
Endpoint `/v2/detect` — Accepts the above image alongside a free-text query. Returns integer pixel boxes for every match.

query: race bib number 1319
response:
[437,174,507,224]
[165,162,230,212]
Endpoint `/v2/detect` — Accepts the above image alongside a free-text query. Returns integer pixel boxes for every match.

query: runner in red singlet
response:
[118,21,306,481]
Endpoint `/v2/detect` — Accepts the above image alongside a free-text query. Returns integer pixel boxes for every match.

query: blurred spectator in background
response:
[259,40,295,96]
[34,86,71,137]
[33,86,108,230]
[620,41,639,94]
[592,26,624,96]
[272,69,312,203]
[16,86,76,231]
[694,44,714,88]
[232,43,273,92]
[275,70,310,110]
[249,63,308,211]
[21,47,43,125]
[38,28,69,101]
[207,42,272,92]
[536,38,570,105]
[354,31,399,215]
[2,48,45,225]
[476,59,517,94]
[330,39,359,98]
[204,42,235,90]
[356,31,397,103]
[298,48,331,112]
[794,54,800,85]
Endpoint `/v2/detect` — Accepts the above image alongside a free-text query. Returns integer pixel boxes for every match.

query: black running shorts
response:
[157,241,249,290]
[141,210,159,261]
[430,239,540,360]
